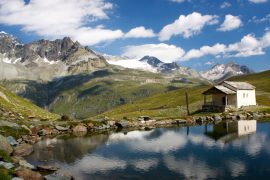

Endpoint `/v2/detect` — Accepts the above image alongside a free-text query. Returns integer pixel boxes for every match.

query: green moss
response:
[0,167,11,180]
[0,150,12,162]
[0,126,29,139]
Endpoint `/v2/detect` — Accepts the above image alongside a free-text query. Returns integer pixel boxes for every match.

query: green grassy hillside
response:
[95,86,209,120]
[96,70,270,120]
[0,85,59,120]
[2,67,207,119]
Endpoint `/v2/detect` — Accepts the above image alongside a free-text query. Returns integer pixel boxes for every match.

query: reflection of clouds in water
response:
[232,133,267,156]
[108,130,153,142]
[132,158,159,171]
[73,155,127,174]
[188,133,226,149]
[226,159,246,178]
[128,131,187,153]
[108,130,187,153]
[164,155,217,180]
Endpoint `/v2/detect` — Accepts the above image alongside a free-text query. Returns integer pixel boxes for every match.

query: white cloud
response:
[226,34,264,57]
[182,43,226,61]
[218,15,242,32]
[182,31,270,60]
[125,26,156,38]
[220,2,231,8]
[72,27,124,46]
[0,0,125,45]
[169,0,185,3]
[205,61,215,65]
[159,12,218,40]
[250,14,270,24]
[249,0,268,3]
[122,43,185,63]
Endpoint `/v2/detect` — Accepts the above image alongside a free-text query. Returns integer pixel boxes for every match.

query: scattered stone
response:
[11,156,24,164]
[107,121,115,127]
[72,124,87,133]
[87,122,94,129]
[37,165,59,172]
[16,168,43,180]
[115,120,129,128]
[173,119,186,125]
[0,134,13,155]
[213,115,222,121]
[236,114,246,120]
[137,116,152,121]
[19,160,35,169]
[30,126,41,135]
[0,161,15,169]
[13,143,33,157]
[44,170,74,180]
[7,136,18,146]
[55,125,70,131]
[12,177,24,180]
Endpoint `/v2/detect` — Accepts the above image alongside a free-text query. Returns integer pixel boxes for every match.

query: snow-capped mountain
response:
[201,62,253,82]
[106,55,201,77]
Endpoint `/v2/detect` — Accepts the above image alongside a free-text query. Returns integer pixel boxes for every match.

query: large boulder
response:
[72,124,87,133]
[6,136,18,146]
[72,124,87,136]
[13,143,33,157]
[0,135,13,155]
[213,115,222,121]
[115,120,129,128]
[37,165,59,172]
[55,125,70,131]
[19,160,36,169]
[16,168,43,180]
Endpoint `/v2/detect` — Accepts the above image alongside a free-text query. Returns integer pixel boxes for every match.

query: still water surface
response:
[26,120,270,179]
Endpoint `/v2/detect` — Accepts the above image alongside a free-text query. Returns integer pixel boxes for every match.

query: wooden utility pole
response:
[185,92,190,115]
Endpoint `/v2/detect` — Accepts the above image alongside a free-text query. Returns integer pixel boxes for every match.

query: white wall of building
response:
[236,89,256,108]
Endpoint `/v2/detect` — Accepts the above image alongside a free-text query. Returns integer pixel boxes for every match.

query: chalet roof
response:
[203,85,236,95]
[223,81,255,90]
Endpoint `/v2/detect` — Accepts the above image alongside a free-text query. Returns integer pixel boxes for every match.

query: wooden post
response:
[225,95,228,106]
[185,92,190,115]
[204,95,206,105]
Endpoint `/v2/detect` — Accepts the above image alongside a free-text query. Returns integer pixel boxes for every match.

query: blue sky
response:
[0,0,269,71]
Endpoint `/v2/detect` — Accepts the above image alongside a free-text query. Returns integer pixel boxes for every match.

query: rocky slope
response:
[201,62,253,83]
[0,31,107,81]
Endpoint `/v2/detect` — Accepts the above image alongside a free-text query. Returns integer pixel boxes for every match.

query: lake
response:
[26,120,270,179]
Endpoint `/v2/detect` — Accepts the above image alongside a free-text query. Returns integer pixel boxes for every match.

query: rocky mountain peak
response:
[140,56,163,67]
[0,34,108,80]
[201,62,253,82]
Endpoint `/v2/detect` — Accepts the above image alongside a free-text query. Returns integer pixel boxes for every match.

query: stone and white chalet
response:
[202,81,256,112]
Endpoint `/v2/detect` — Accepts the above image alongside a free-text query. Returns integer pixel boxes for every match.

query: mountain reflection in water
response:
[26,120,270,179]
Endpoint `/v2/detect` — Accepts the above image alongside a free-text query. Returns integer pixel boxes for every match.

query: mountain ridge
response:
[201,62,253,83]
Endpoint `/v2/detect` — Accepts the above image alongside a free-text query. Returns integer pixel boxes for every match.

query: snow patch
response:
[107,59,158,72]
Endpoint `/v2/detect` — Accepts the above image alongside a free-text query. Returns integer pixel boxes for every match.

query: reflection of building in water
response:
[237,120,256,136]
[205,120,257,143]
